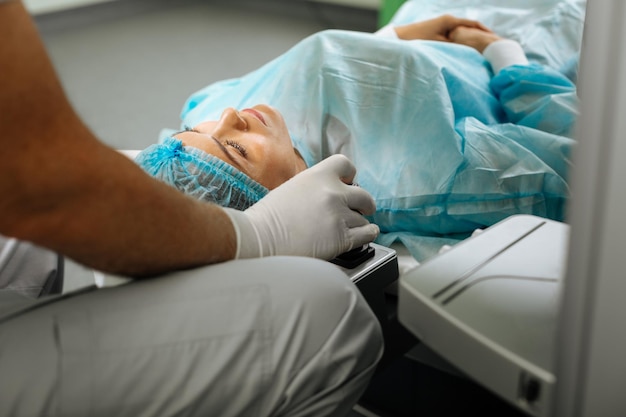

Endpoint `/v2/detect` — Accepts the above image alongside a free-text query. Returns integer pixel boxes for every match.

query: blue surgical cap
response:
[135,137,268,210]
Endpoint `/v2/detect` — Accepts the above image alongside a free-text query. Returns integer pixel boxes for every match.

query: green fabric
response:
[378,0,406,27]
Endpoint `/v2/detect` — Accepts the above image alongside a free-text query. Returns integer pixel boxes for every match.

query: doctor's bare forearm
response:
[0,1,237,276]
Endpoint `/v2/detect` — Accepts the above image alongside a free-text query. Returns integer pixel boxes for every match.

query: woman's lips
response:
[242,108,266,126]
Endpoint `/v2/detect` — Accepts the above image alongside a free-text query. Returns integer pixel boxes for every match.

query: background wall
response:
[309,0,378,9]
[25,0,378,14]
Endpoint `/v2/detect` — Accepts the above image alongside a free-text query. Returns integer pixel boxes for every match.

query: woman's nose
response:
[192,108,248,137]
[216,108,248,132]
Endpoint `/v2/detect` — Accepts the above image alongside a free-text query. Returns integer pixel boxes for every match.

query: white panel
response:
[24,0,116,14]
[554,0,626,416]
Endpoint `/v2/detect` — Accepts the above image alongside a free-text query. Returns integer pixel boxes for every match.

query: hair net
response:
[135,137,268,210]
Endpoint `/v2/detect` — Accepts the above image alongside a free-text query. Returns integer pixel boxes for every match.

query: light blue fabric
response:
[136,137,268,210]
[391,0,586,73]
[178,30,579,261]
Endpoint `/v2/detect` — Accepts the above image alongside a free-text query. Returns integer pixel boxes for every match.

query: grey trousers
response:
[0,256,383,417]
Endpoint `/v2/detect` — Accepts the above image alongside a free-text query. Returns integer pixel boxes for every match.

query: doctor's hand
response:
[224,154,379,260]
[394,14,492,42]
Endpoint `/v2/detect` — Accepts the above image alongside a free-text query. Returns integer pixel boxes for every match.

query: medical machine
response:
[332,243,399,332]
[397,1,626,416]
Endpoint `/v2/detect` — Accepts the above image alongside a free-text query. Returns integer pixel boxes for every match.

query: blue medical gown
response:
[180,30,578,261]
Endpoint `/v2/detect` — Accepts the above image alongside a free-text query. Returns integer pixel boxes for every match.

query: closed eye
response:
[225,139,248,157]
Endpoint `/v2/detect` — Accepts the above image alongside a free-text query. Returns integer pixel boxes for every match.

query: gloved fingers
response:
[343,184,377,216]
[343,209,371,228]
[314,154,357,184]
[346,223,380,249]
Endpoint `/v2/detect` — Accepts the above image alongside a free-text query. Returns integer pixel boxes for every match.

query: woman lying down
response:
[136,15,579,262]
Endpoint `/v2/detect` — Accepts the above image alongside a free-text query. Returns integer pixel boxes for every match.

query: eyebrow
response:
[171,126,194,136]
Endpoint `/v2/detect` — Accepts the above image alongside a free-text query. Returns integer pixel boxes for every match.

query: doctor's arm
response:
[0,1,377,277]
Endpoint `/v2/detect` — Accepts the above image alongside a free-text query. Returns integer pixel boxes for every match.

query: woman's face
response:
[174,104,306,190]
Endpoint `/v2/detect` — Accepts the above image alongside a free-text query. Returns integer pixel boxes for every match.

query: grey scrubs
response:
[0,256,383,417]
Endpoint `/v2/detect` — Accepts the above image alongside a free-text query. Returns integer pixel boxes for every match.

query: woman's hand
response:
[449,25,503,53]
[394,14,492,42]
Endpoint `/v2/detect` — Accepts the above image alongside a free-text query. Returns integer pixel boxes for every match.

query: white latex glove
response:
[223,154,380,260]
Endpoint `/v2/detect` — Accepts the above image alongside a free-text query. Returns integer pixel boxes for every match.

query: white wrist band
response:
[483,39,529,74]
[375,24,399,39]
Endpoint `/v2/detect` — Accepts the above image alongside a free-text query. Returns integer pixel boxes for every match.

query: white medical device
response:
[397,0,626,416]
[399,214,565,416]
